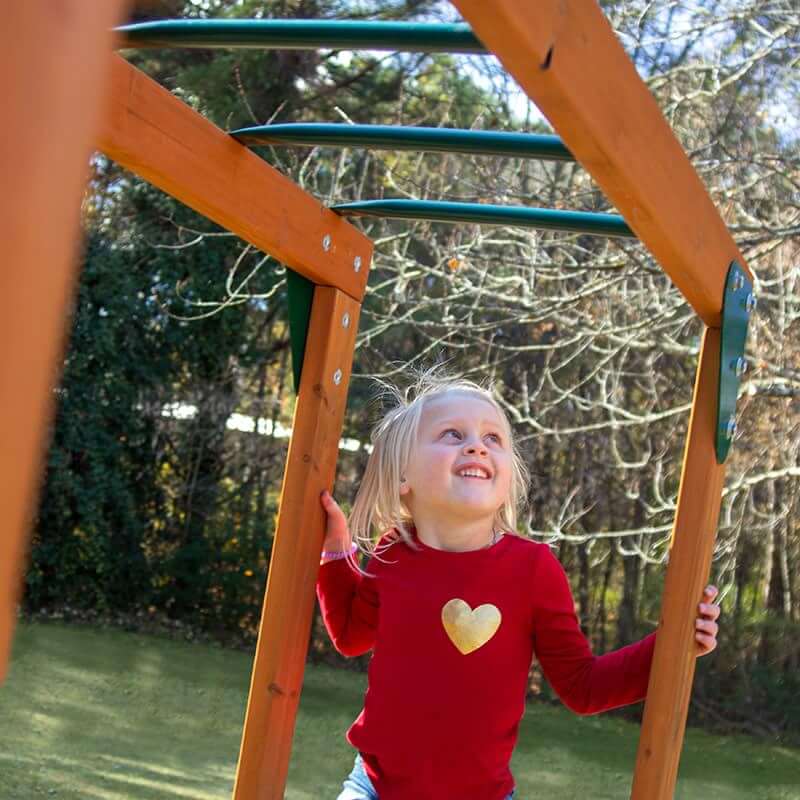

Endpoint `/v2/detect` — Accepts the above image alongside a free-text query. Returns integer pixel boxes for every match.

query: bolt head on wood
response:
[333,369,342,385]
[322,234,331,252]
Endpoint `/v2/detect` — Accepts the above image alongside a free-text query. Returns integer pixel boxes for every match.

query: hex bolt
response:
[353,255,362,273]
[333,369,342,385]
[725,416,737,439]
[322,234,331,252]
[733,357,748,377]
[745,293,757,313]
[342,312,350,329]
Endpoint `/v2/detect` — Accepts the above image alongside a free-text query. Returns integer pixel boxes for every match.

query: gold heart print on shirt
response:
[441,598,501,655]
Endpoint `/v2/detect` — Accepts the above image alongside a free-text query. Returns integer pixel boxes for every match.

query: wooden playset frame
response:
[1,3,755,799]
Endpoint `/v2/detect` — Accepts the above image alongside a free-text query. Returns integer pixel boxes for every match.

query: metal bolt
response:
[322,234,331,252]
[353,255,362,273]
[333,369,342,385]
[733,357,748,377]
[725,416,737,439]
[745,293,757,313]
[342,312,350,329]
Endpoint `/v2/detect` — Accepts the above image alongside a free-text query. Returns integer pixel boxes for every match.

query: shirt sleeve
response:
[315,554,379,657]
[531,544,657,716]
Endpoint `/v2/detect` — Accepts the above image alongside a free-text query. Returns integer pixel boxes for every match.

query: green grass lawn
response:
[0,621,797,799]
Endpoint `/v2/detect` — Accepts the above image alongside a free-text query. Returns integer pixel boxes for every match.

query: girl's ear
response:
[399,476,409,496]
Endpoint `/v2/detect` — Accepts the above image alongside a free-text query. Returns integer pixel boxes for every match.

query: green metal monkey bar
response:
[117,19,487,53]
[332,200,635,237]
[232,123,574,161]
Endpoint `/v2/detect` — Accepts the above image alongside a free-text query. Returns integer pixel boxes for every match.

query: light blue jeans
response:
[336,752,516,799]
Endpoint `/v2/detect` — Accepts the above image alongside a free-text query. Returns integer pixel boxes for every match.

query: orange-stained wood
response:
[632,326,726,800]
[0,0,131,685]
[233,287,361,799]
[450,0,751,327]
[97,55,371,302]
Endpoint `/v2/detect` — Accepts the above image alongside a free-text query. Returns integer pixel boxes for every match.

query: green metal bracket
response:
[287,268,314,394]
[716,261,756,464]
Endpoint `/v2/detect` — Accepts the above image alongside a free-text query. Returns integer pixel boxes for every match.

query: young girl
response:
[316,370,721,800]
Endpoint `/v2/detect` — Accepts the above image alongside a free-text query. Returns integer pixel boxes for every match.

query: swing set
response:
[1,4,755,799]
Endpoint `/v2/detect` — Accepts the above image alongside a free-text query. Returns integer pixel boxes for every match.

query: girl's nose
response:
[464,440,488,454]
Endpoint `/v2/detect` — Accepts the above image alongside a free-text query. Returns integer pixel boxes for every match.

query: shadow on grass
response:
[1,622,798,800]
[1,623,245,799]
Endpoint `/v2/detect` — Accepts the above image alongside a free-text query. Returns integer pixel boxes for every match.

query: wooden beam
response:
[631,326,726,799]
[233,286,361,799]
[450,0,751,327]
[97,55,372,302]
[0,1,130,685]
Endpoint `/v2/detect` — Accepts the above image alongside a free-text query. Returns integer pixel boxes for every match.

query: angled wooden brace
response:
[97,55,369,302]
[450,0,751,326]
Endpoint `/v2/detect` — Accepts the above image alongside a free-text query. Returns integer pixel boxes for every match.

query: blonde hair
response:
[344,364,531,576]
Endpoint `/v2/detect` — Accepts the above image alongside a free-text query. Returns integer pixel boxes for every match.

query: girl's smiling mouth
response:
[455,463,492,479]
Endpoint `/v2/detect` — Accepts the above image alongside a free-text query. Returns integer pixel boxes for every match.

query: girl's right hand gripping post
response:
[320,490,352,554]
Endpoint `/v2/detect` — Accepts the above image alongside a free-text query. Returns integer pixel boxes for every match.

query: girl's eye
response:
[442,429,501,444]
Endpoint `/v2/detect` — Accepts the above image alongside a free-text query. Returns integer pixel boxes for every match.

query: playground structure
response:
[0,4,756,799]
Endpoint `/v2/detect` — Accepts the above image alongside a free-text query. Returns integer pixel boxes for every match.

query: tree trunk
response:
[616,508,644,647]
[595,540,615,652]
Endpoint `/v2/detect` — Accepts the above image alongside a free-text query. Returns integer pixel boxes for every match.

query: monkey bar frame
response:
[2,4,754,800]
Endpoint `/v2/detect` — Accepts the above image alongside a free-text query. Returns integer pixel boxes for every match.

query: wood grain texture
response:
[631,327,726,799]
[0,0,130,685]
[98,55,372,301]
[450,0,751,326]
[233,287,361,799]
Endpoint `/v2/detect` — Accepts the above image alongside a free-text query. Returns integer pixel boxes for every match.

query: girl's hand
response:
[320,490,352,553]
[695,585,721,656]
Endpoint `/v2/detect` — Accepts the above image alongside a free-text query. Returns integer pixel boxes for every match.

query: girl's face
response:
[400,391,513,524]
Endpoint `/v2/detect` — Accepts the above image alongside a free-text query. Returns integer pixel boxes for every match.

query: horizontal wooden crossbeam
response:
[451,0,752,327]
[97,55,372,301]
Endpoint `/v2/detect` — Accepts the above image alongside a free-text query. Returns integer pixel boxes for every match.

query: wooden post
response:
[233,285,366,799]
[0,0,130,684]
[631,326,726,799]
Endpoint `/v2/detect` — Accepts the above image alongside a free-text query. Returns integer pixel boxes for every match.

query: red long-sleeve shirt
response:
[316,528,657,800]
